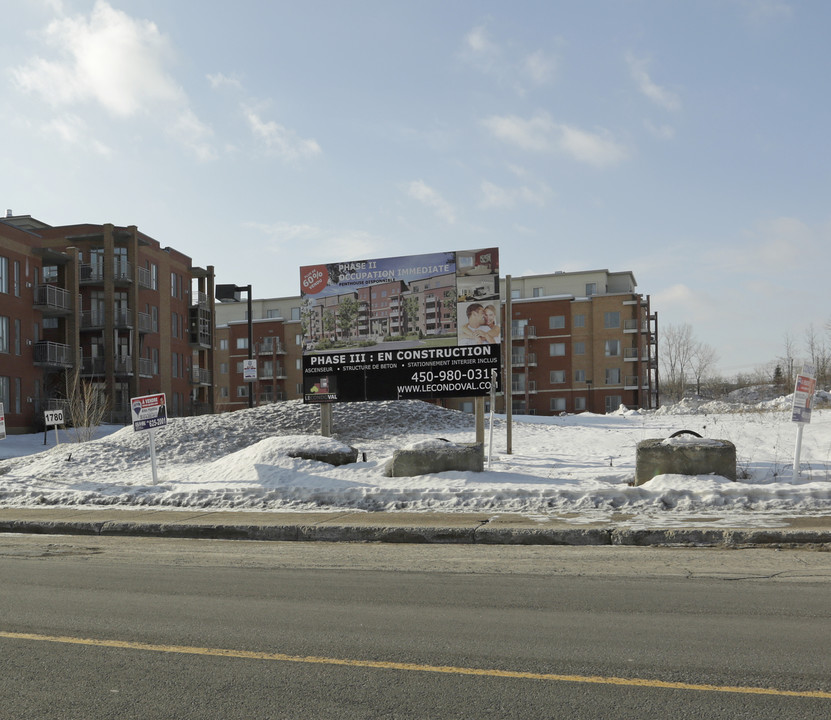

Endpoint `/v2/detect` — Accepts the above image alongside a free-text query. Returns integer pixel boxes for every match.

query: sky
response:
[2,0,829,376]
[1,394,830,525]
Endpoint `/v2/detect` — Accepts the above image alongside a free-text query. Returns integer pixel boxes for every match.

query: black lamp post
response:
[216,283,253,409]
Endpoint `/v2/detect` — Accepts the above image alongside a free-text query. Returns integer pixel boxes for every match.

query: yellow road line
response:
[2,630,829,700]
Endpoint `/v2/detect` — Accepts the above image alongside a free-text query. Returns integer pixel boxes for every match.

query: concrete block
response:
[384,439,484,477]
[635,437,736,485]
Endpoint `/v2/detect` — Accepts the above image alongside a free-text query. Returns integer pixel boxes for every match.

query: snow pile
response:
[0,398,829,526]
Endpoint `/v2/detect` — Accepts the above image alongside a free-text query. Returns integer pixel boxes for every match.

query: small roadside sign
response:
[44,407,65,445]
[0,403,6,440]
[131,393,167,432]
[791,365,817,482]
[44,408,64,427]
[131,393,167,485]
[243,358,257,381]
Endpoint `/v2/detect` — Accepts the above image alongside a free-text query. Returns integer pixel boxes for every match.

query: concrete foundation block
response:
[635,437,736,485]
[384,439,484,477]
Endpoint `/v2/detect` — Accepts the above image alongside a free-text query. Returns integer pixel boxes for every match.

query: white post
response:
[792,424,804,483]
[54,425,60,446]
[148,428,159,485]
[487,369,496,469]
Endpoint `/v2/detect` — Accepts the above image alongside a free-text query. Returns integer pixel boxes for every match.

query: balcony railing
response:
[80,356,133,376]
[257,339,286,355]
[190,367,213,385]
[137,266,152,289]
[80,308,133,329]
[258,392,286,404]
[33,285,72,314]
[138,311,153,333]
[139,357,154,377]
[624,319,649,333]
[512,325,536,339]
[624,347,639,361]
[79,262,133,284]
[33,341,73,368]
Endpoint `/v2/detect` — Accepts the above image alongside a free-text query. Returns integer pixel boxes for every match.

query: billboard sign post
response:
[299,248,502,406]
[791,365,817,483]
[131,393,167,485]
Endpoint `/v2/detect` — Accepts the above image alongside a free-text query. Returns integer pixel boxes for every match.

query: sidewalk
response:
[1,508,831,547]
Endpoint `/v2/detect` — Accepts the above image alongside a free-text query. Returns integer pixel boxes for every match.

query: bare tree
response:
[780,331,797,388]
[805,323,830,387]
[659,323,696,400]
[63,366,110,442]
[690,342,719,396]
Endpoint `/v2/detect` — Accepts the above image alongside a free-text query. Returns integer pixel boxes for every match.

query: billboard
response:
[300,248,501,403]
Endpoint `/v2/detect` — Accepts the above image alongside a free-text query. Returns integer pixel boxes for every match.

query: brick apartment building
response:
[214,268,658,416]
[0,212,215,433]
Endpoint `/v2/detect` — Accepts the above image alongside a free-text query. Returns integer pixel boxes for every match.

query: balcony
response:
[512,325,536,339]
[80,356,133,376]
[33,341,73,368]
[258,366,286,380]
[138,311,153,333]
[139,357,154,378]
[624,347,639,362]
[624,319,649,333]
[33,285,73,315]
[190,367,213,385]
[80,308,133,330]
[258,392,286,404]
[624,375,639,389]
[137,266,152,289]
[256,339,286,355]
[79,262,133,285]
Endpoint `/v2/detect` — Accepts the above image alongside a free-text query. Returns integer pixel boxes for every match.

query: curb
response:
[1,518,830,548]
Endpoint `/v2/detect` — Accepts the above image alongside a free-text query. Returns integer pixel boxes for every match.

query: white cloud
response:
[244,109,322,161]
[738,0,794,22]
[44,113,112,156]
[245,222,383,260]
[482,112,628,167]
[406,181,456,223]
[207,72,243,90]
[625,53,681,112]
[645,120,676,140]
[11,1,215,160]
[523,50,556,85]
[479,180,548,209]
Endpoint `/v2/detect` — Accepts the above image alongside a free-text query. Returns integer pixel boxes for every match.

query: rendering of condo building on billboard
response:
[299,248,502,403]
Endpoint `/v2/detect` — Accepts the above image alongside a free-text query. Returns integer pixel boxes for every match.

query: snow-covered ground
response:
[1,392,830,528]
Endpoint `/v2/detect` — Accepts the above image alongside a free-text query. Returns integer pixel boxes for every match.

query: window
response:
[236,338,248,350]
[549,342,565,357]
[152,349,159,375]
[295,334,303,345]
[151,306,159,332]
[220,363,228,374]
[219,338,228,351]
[574,313,585,328]
[266,309,282,319]
[574,341,585,355]
[550,398,566,412]
[14,378,21,414]
[550,370,565,384]
[14,319,21,354]
[605,368,621,384]
[291,307,301,321]
[0,376,8,407]
[0,316,8,353]
[220,386,229,399]
[151,263,158,290]
[585,283,596,296]
[171,312,179,338]
[296,359,302,370]
[549,315,565,330]
[172,353,178,378]
[605,339,620,356]
[0,257,7,293]
[575,397,586,411]
[13,261,20,297]
[237,386,249,398]
[533,287,545,297]
[604,311,620,329]
[236,361,245,373]
[511,289,521,299]
[575,369,586,382]
[605,395,622,413]
[171,272,177,297]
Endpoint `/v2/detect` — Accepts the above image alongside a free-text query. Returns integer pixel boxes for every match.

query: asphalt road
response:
[1,536,830,719]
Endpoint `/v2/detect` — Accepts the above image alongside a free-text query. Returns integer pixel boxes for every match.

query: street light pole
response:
[246,284,253,408]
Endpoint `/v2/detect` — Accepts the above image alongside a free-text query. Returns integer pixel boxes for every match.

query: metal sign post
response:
[791,365,817,483]
[0,403,6,441]
[130,393,167,485]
